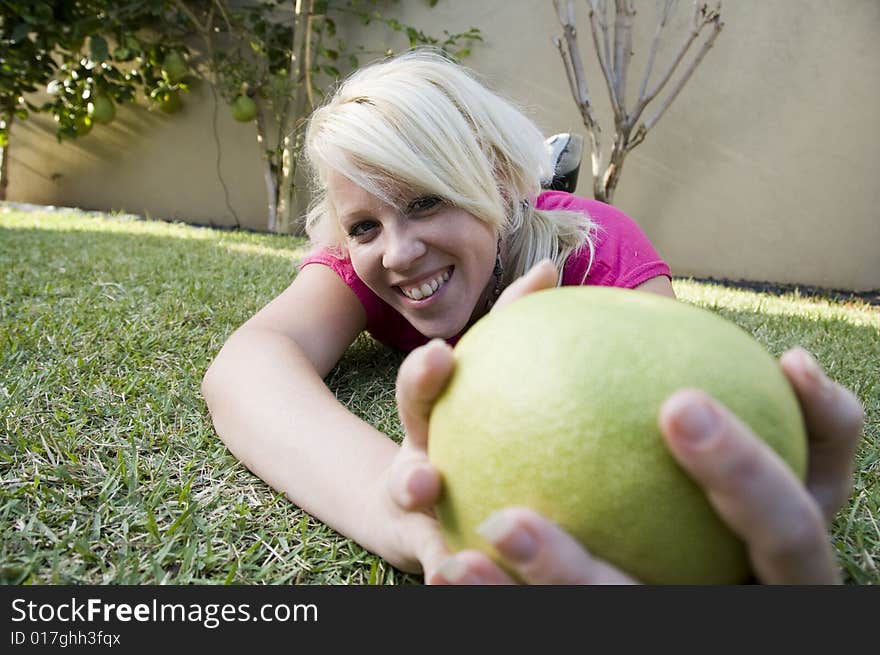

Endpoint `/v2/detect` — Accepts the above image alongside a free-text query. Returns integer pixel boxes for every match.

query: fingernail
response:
[477,512,538,563]
[436,556,469,584]
[425,338,448,356]
[670,397,719,447]
[417,339,451,378]
[405,466,435,504]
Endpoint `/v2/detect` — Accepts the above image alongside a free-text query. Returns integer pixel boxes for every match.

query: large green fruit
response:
[231,95,257,122]
[87,94,115,124]
[428,287,807,584]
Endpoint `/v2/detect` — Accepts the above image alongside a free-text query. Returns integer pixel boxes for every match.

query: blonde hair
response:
[303,48,596,286]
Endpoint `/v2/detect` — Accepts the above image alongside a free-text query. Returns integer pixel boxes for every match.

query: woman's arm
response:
[200,264,442,572]
[634,274,676,298]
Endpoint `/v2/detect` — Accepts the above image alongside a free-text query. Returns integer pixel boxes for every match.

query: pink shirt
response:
[300,191,671,352]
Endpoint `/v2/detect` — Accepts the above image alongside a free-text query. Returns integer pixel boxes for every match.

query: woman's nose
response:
[382,223,427,271]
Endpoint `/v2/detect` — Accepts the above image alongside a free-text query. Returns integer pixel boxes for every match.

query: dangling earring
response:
[487,236,503,311]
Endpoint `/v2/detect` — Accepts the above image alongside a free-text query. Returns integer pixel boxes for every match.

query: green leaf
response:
[11,23,32,43]
[90,35,109,63]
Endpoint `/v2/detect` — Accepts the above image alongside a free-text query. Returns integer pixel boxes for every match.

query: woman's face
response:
[327,170,498,339]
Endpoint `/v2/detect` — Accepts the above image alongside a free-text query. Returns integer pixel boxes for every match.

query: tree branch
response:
[592,0,612,82]
[627,5,723,152]
[636,0,676,107]
[212,0,234,33]
[553,0,603,188]
[553,0,599,130]
[171,0,208,36]
[631,2,722,125]
[612,0,636,115]
[303,0,315,111]
[586,0,620,117]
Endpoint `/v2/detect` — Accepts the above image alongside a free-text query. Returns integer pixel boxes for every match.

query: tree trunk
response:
[254,103,278,232]
[0,116,11,201]
[601,127,631,203]
[274,0,312,235]
[275,133,298,234]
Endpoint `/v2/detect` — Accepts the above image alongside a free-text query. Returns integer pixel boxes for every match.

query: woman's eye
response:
[348,220,377,238]
[408,195,442,214]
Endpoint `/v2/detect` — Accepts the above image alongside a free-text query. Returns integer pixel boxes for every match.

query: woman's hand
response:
[376,339,454,578]
[429,347,863,585]
[395,260,864,584]
[381,261,560,578]
[654,348,863,584]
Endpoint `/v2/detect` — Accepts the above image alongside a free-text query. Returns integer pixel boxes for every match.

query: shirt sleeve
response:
[299,249,432,352]
[299,249,386,326]
[538,191,670,289]
[587,202,671,288]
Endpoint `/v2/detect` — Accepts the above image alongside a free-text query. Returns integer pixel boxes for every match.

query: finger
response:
[407,513,453,581]
[395,338,455,450]
[659,389,840,584]
[429,550,517,585]
[473,507,637,585]
[386,455,442,512]
[779,348,864,521]
[493,259,557,311]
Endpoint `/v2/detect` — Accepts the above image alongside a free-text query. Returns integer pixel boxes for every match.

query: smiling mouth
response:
[397,267,453,301]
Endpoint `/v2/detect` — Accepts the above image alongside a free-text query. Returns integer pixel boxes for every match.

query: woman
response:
[201,49,863,584]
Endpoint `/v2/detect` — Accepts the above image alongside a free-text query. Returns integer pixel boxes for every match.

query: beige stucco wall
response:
[7,0,880,291]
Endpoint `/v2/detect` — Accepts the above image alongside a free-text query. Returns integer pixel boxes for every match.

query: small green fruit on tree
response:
[428,287,808,584]
[156,90,182,114]
[231,95,257,122]
[162,52,188,84]
[87,94,116,124]
[73,115,93,136]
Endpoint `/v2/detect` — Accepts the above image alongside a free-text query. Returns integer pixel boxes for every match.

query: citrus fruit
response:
[162,52,188,84]
[73,115,92,136]
[428,286,808,584]
[87,94,115,124]
[231,95,257,122]
[156,90,182,114]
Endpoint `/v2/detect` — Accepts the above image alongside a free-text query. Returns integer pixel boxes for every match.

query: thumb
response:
[395,338,455,451]
[493,259,557,311]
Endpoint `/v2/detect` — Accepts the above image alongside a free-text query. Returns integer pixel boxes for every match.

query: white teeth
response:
[401,269,451,301]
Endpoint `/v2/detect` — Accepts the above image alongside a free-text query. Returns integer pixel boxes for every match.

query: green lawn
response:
[1,206,878,585]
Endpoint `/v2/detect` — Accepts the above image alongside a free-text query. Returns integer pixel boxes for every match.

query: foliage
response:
[0,1,482,229]
[172,0,483,233]
[0,1,193,143]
